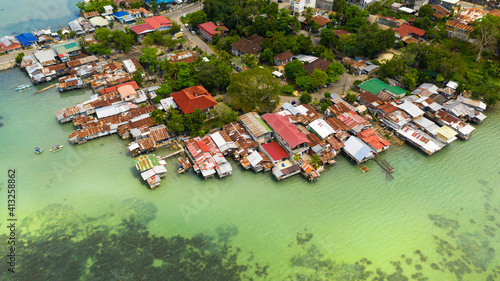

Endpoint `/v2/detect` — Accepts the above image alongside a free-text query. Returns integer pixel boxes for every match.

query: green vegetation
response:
[86,28,135,54]
[15,52,24,64]
[166,108,206,136]
[76,0,117,13]
[228,67,280,113]
[150,109,165,125]
[210,103,239,127]
[299,92,312,104]
[132,71,144,87]
[182,10,207,28]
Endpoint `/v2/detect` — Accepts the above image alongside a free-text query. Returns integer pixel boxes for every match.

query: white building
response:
[290,0,316,14]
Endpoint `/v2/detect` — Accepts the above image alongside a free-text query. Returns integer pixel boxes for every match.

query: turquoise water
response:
[0,0,79,37]
[1,67,500,280]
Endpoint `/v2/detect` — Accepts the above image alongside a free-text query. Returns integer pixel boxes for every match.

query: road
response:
[162,2,215,56]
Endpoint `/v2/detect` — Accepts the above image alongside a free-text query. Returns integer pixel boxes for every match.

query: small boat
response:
[34,146,43,154]
[50,145,64,152]
[15,84,33,91]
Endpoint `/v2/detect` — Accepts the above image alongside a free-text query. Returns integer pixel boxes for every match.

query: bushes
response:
[15,52,24,64]
[299,92,312,104]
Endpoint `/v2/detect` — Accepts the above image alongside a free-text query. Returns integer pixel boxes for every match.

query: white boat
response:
[49,145,64,152]
[15,84,33,91]
[34,146,43,154]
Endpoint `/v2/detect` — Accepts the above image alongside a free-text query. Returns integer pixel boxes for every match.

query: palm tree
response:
[304,7,313,36]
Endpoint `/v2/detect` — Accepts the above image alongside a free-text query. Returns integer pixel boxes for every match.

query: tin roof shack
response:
[435,125,458,144]
[223,122,258,159]
[297,159,320,182]
[456,95,486,112]
[117,116,155,139]
[0,36,23,52]
[324,117,351,142]
[413,96,443,115]
[240,151,273,172]
[342,136,375,163]
[210,131,237,156]
[262,113,310,155]
[413,117,440,136]
[89,71,132,93]
[185,137,217,179]
[69,124,112,144]
[396,101,425,120]
[442,100,486,123]
[396,124,445,155]
[357,91,384,112]
[34,49,58,67]
[434,110,475,140]
[162,51,198,64]
[306,133,337,165]
[57,75,84,92]
[357,128,390,153]
[123,58,142,74]
[128,124,171,155]
[239,112,273,144]
[134,154,167,189]
[308,119,336,140]
[381,110,411,130]
[337,111,371,135]
[445,19,474,41]
[271,160,301,181]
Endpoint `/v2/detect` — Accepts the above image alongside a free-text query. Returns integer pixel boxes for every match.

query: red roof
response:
[262,113,309,149]
[261,142,289,162]
[198,22,219,37]
[130,23,156,35]
[0,41,22,51]
[171,85,217,114]
[196,140,210,152]
[394,23,426,38]
[144,16,172,29]
[357,129,390,151]
[100,81,139,94]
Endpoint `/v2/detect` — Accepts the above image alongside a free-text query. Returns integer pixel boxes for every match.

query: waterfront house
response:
[69,124,112,144]
[171,85,217,114]
[117,84,139,102]
[84,11,100,19]
[262,113,310,155]
[100,81,139,94]
[240,151,273,172]
[185,136,233,179]
[89,17,109,28]
[413,117,440,136]
[396,101,425,120]
[442,100,486,123]
[357,129,390,153]
[198,22,220,43]
[413,96,443,115]
[145,16,172,31]
[260,142,290,164]
[69,20,86,35]
[118,116,156,139]
[113,11,135,24]
[210,131,237,156]
[397,124,445,155]
[337,111,371,135]
[95,102,130,119]
[306,133,337,165]
[435,125,458,144]
[57,75,84,92]
[342,136,375,163]
[239,112,273,144]
[456,95,486,112]
[0,36,23,53]
[223,122,258,159]
[434,110,475,140]
[381,110,411,131]
[134,154,167,189]
[15,33,38,48]
[231,34,264,57]
[308,119,336,140]
[33,49,57,67]
[274,51,294,66]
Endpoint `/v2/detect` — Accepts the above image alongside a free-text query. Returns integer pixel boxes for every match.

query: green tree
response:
[87,43,111,55]
[260,48,274,64]
[210,103,238,126]
[15,52,24,64]
[310,69,328,88]
[166,109,185,133]
[188,10,208,28]
[284,60,307,80]
[94,27,111,43]
[109,21,114,29]
[296,76,312,90]
[139,47,159,71]
[281,85,295,95]
[402,69,419,90]
[242,54,258,68]
[228,67,280,113]
[150,109,165,125]
[176,62,197,88]
[418,5,434,19]
[299,92,312,104]
[326,62,344,83]
[319,28,339,49]
[197,59,232,92]
[111,30,134,52]
[471,14,500,62]
[332,0,347,13]
[345,92,357,103]
[132,71,144,87]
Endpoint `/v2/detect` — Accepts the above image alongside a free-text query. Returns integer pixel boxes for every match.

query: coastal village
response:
[3,0,499,189]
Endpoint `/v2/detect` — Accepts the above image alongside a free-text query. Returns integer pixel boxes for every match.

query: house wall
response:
[198,29,213,43]
[446,28,470,41]
[377,17,399,28]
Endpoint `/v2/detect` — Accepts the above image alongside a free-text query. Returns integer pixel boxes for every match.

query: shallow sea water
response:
[1,42,500,281]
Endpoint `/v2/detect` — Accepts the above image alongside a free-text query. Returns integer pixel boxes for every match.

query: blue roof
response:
[147,0,175,3]
[113,11,130,18]
[16,33,37,46]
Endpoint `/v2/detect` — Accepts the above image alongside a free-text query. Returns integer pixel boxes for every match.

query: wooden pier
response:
[161,148,185,160]
[34,83,57,94]
[374,156,394,180]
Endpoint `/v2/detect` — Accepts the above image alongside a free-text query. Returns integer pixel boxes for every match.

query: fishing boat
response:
[15,84,33,91]
[34,146,43,154]
[49,145,64,152]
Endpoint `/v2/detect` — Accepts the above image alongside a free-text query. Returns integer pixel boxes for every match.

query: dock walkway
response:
[161,148,185,160]
[374,156,394,179]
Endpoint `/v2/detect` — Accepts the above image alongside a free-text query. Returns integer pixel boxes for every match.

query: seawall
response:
[0,61,16,71]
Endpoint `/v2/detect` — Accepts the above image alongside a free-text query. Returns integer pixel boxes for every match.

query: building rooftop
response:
[198,22,219,37]
[261,142,290,162]
[145,16,172,29]
[171,85,217,114]
[262,113,310,149]
[358,78,406,96]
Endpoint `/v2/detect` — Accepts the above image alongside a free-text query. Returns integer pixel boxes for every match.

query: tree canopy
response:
[228,67,280,113]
